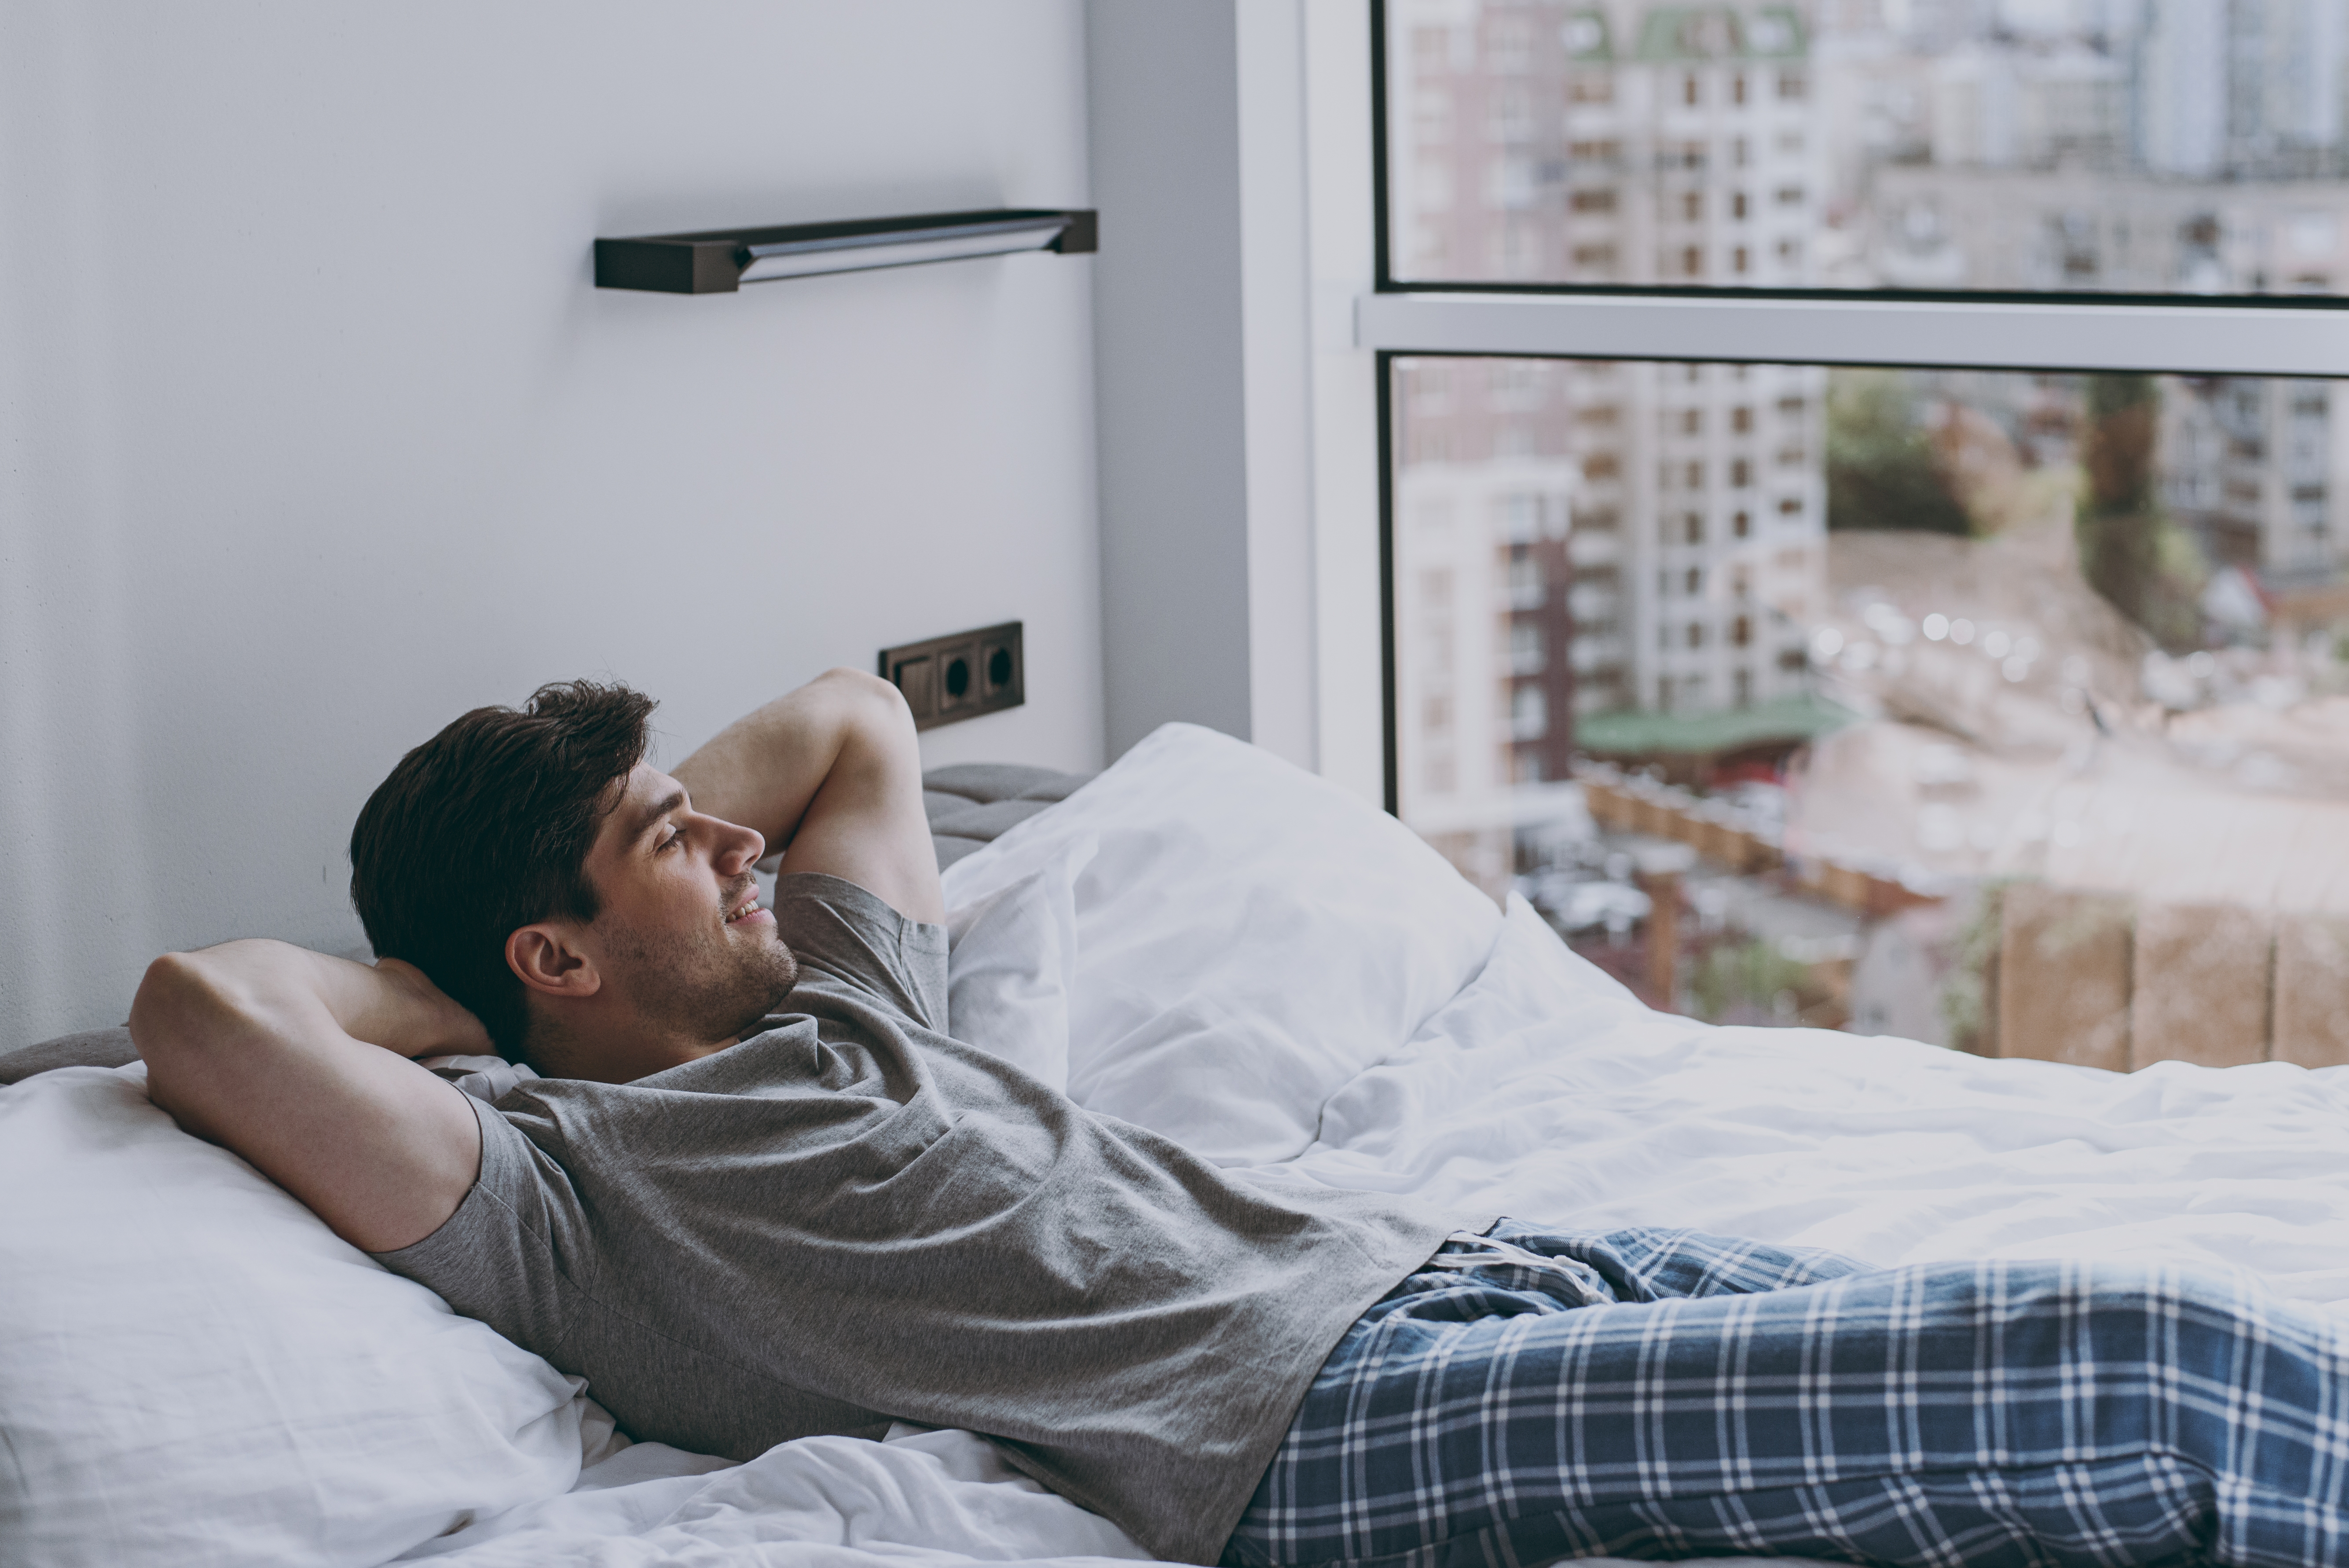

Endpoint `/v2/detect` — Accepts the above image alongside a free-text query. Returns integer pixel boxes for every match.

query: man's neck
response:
[523,1011,736,1084]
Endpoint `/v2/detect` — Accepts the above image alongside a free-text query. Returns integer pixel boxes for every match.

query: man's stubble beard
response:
[605,912,801,1046]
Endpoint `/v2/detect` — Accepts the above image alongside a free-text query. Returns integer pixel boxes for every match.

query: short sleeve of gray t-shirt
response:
[377,872,1462,1565]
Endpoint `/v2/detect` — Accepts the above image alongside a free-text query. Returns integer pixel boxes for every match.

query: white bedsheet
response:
[403,894,2349,1568]
[1289,897,2349,1308]
[392,1424,1146,1568]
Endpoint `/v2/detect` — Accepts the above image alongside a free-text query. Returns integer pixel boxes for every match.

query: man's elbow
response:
[815,667,917,739]
[128,953,217,1121]
[814,665,905,705]
[128,950,244,1070]
[131,953,202,1053]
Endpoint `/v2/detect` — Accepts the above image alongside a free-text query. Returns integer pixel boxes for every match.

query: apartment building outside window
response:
[1370,0,2349,1065]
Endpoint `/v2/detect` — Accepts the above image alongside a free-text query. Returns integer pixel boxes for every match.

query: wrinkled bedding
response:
[402,894,2349,1568]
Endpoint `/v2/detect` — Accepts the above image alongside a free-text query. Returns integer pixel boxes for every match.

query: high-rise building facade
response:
[2161,376,2349,585]
[1392,1,1824,287]
[1391,3,1833,882]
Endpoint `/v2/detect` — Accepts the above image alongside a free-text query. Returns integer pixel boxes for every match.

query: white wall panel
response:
[0,0,1101,1043]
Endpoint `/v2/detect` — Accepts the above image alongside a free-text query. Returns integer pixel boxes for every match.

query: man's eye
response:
[660,830,683,852]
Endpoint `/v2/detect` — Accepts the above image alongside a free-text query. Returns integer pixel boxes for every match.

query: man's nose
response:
[713,819,766,872]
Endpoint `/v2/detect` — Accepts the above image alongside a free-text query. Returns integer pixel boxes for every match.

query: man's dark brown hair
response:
[349,680,658,1062]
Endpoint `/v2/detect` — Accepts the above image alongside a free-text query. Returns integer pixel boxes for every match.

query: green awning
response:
[1574,692,1858,757]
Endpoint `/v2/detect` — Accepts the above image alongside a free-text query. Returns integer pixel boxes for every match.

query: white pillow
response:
[941,724,1504,1166]
[0,1064,588,1568]
[945,835,1096,1093]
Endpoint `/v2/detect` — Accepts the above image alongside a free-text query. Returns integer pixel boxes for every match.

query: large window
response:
[1369,3,2349,1069]
[1386,0,2349,296]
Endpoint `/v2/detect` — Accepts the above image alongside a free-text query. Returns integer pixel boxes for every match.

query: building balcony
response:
[1568,530,1622,566]
[1572,639,1625,672]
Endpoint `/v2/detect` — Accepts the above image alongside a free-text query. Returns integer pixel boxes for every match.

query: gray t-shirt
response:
[376,873,1462,1565]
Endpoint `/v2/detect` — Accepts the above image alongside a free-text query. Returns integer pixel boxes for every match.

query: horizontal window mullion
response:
[1356,292,2349,379]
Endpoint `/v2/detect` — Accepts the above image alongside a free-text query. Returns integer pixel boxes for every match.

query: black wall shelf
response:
[594,207,1096,295]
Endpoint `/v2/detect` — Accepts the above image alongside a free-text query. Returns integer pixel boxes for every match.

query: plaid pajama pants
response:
[1225,1221,2349,1568]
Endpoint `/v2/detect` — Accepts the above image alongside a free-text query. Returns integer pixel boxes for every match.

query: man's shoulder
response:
[772,873,948,1037]
[773,871,938,941]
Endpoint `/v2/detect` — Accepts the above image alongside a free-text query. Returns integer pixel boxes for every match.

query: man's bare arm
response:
[132,942,486,1254]
[673,667,942,923]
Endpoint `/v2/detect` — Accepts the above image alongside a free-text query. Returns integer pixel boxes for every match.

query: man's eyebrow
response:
[631,789,688,845]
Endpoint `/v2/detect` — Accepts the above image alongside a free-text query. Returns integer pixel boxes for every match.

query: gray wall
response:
[1086,0,1325,767]
[0,1,1104,1044]
[1086,2,1257,756]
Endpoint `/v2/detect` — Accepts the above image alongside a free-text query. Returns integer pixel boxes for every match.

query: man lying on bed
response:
[131,672,2349,1568]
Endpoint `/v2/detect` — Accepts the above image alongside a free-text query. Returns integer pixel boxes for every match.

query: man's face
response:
[570,762,799,1055]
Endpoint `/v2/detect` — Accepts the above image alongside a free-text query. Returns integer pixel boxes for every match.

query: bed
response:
[7,722,2348,1568]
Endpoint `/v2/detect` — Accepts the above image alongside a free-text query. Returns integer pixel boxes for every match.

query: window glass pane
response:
[1386,1,2349,296]
[1390,355,2349,1062]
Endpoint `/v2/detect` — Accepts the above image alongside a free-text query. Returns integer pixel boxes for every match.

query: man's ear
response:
[506,923,601,1001]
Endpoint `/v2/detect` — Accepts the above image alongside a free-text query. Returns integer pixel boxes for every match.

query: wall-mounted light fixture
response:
[594,207,1096,295]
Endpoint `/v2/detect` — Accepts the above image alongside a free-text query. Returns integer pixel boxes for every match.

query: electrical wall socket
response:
[878,620,1023,731]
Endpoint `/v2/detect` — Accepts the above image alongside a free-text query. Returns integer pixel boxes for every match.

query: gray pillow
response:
[0,1026,138,1085]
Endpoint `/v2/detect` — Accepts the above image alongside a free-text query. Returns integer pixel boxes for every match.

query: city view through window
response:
[1380,2,2349,1073]
[1388,0,2349,295]
[1392,356,2349,1061]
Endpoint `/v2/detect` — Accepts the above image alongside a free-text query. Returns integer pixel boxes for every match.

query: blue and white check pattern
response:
[1226,1222,2349,1568]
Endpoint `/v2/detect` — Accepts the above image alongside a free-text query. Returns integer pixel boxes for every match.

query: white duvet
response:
[404,847,2349,1563]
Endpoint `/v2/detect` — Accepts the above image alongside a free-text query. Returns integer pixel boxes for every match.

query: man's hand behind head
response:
[367,956,495,1060]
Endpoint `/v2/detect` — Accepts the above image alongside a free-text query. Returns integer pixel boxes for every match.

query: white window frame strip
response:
[1356,292,2349,378]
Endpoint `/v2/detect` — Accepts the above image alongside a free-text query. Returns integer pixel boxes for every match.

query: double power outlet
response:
[878,621,1023,731]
